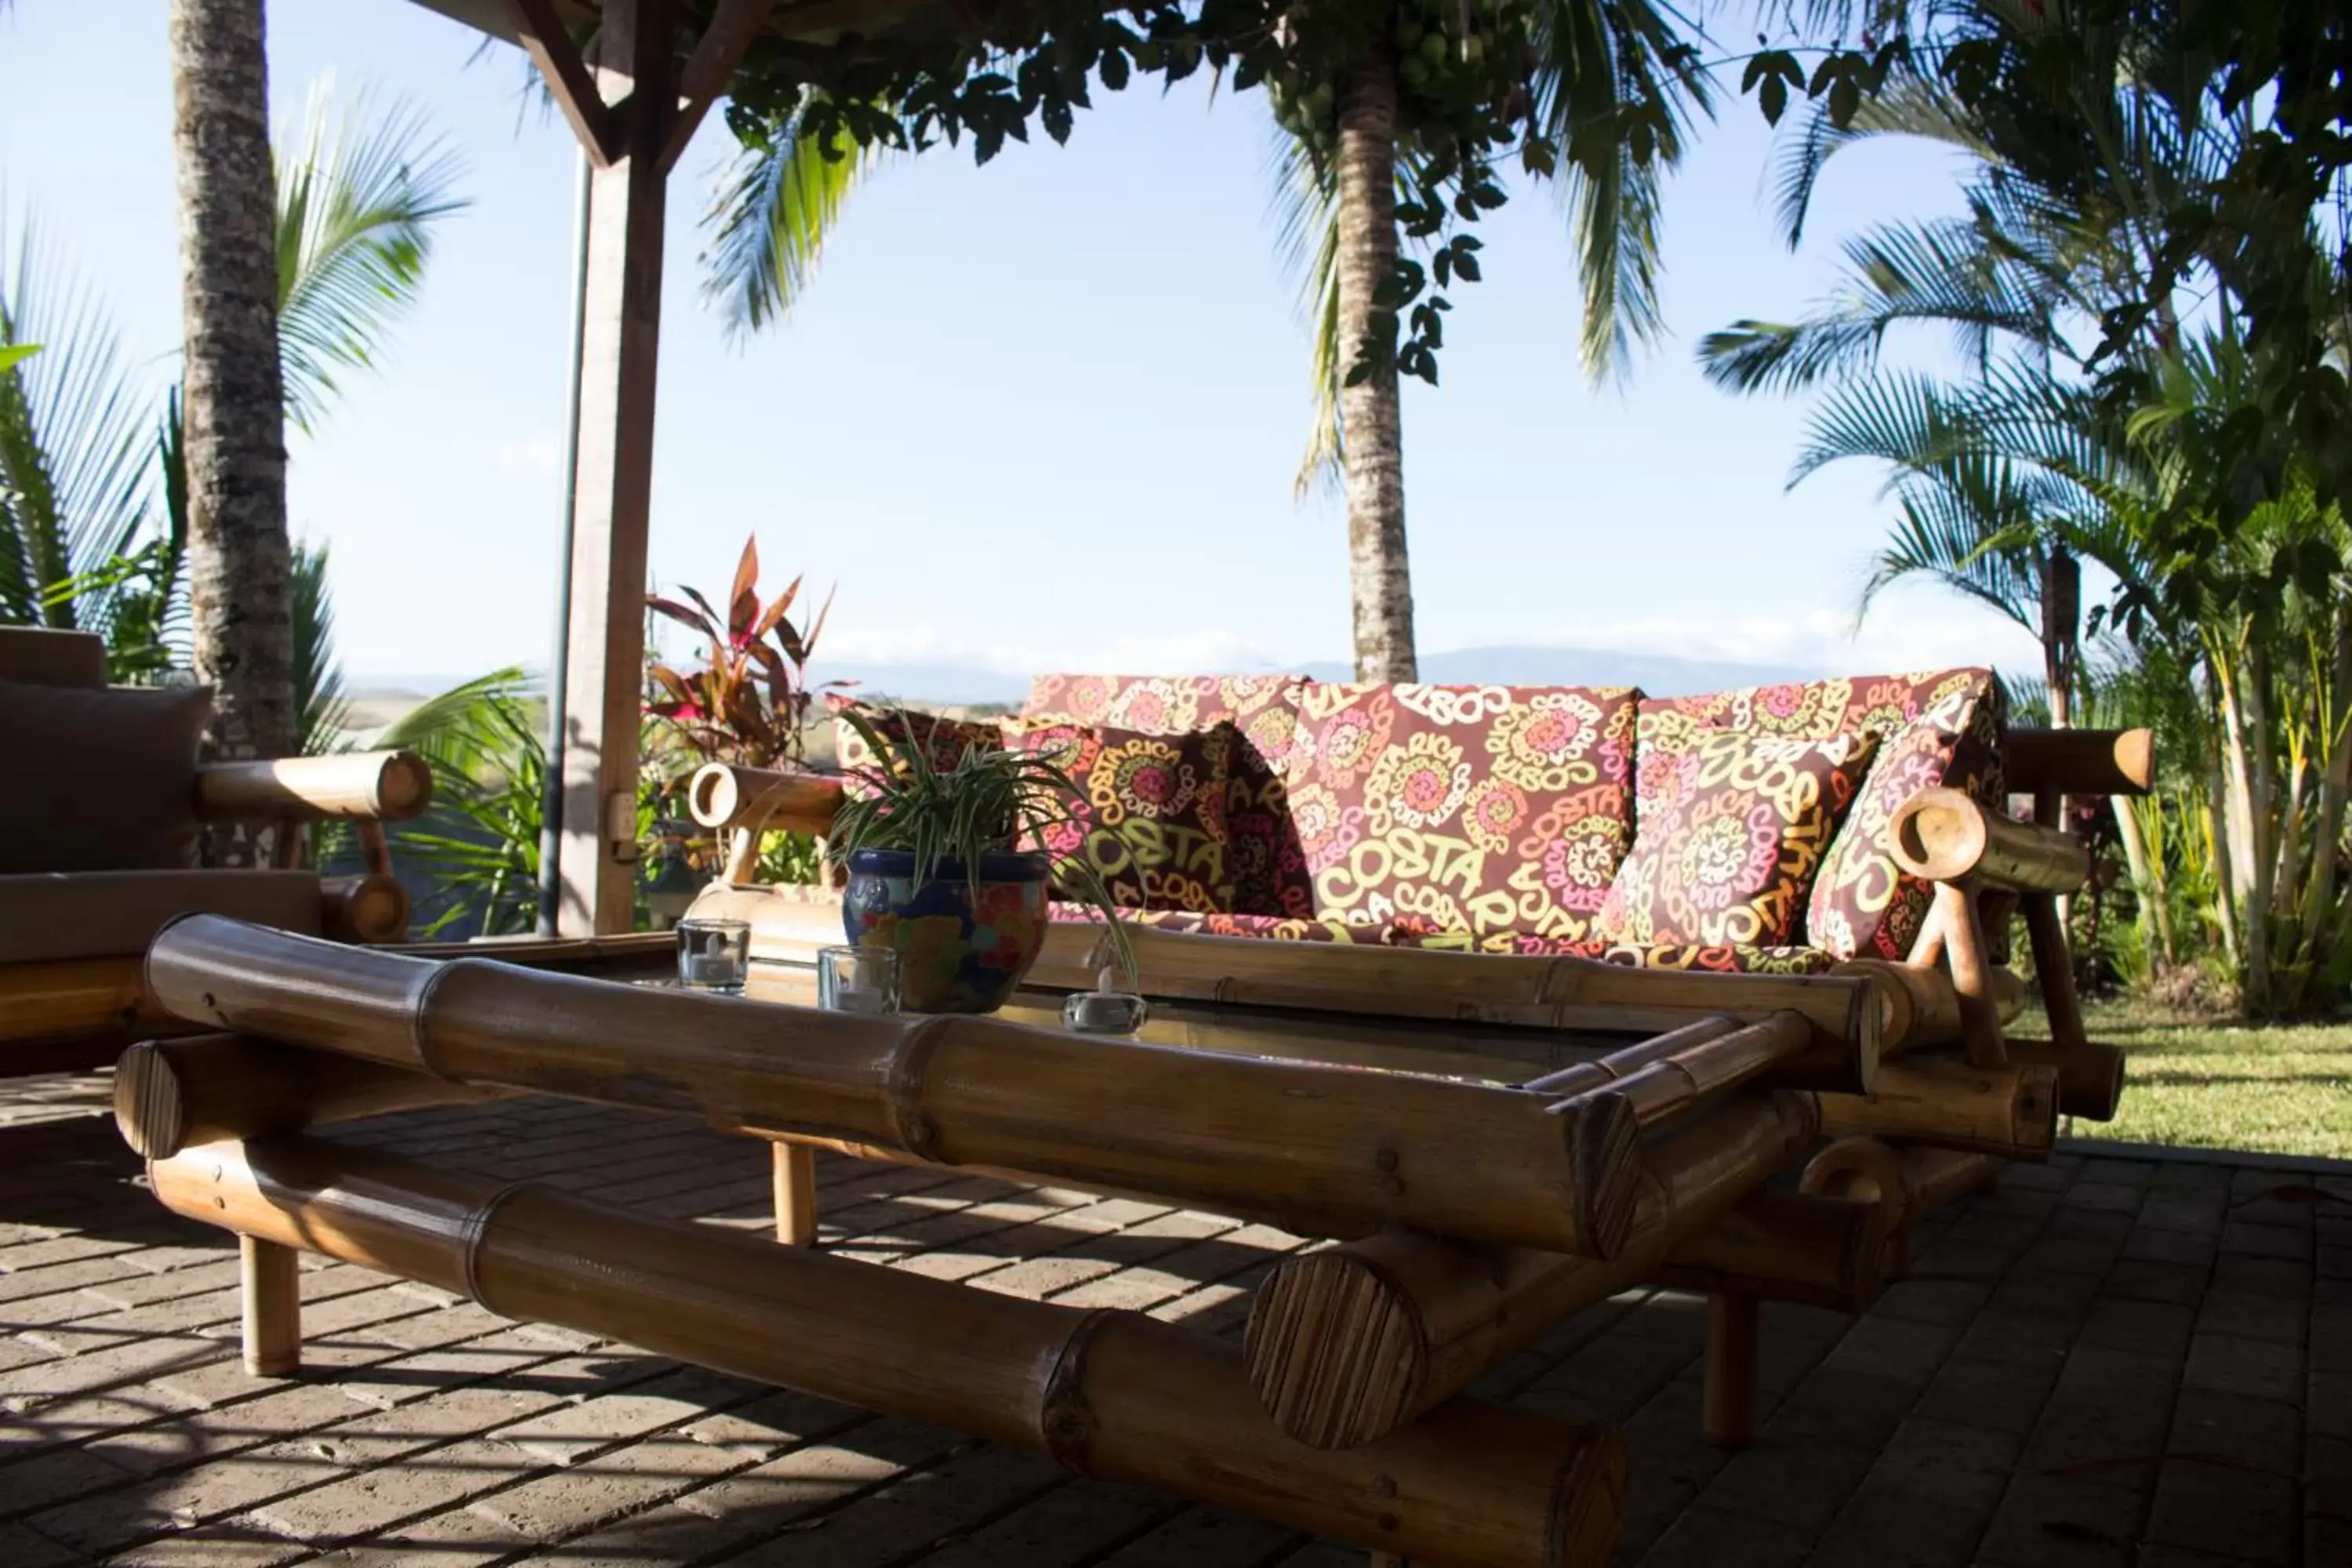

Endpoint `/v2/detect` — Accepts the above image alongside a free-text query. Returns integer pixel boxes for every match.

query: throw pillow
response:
[1008,720,1240,912]
[0,680,211,873]
[828,695,1005,799]
[1592,728,1878,948]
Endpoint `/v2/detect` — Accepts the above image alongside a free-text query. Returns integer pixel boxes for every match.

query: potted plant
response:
[830,708,1129,1014]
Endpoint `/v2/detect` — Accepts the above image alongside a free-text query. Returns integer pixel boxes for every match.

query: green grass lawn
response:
[2050,999,2352,1160]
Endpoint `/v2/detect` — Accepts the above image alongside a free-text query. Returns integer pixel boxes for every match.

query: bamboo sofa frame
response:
[98,725,2149,1568]
[0,626,434,1073]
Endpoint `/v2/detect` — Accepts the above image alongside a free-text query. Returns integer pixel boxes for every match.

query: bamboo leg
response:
[240,1234,301,1377]
[1936,882,2007,1068]
[724,826,760,886]
[2022,895,2086,1052]
[1702,1293,1759,1448]
[773,1142,819,1247]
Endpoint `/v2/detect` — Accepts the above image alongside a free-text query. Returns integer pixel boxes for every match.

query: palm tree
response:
[171,0,296,829]
[700,5,1708,682]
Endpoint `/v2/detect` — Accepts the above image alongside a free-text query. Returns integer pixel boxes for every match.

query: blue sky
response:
[0,0,2043,688]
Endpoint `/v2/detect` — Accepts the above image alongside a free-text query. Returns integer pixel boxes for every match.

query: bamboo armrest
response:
[686,763,844,837]
[2000,728,2154,797]
[194,751,432,822]
[1888,787,2090,894]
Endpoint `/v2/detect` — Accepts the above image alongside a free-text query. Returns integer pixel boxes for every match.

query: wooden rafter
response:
[663,0,780,170]
[508,0,622,163]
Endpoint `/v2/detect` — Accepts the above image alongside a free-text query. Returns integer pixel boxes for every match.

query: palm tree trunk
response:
[1334,47,1415,683]
[172,0,294,864]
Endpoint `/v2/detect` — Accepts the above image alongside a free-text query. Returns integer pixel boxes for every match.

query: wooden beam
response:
[2002,728,2154,797]
[663,0,779,170]
[557,0,675,936]
[508,0,620,163]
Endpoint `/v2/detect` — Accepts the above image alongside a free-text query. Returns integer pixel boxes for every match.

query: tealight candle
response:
[1064,967,1148,1035]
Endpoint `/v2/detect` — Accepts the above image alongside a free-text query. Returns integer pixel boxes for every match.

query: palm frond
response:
[0,220,156,628]
[275,77,469,433]
[700,96,875,339]
[292,542,350,754]
[369,666,540,782]
[1265,114,1344,499]
[1769,72,1991,250]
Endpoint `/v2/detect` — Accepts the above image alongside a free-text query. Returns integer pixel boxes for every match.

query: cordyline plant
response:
[646,535,837,771]
[831,706,1133,978]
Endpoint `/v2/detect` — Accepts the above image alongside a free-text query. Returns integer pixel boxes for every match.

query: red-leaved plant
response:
[647,537,839,771]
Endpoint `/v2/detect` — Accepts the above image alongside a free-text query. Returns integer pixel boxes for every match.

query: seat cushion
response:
[827,696,1006,798]
[0,869,322,964]
[1284,683,1639,942]
[1639,670,2005,958]
[0,627,107,688]
[1011,722,1243,912]
[1594,728,1878,947]
[1024,675,1313,917]
[0,681,209,873]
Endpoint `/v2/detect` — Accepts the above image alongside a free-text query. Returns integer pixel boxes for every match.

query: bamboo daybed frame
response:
[103,726,2147,1566]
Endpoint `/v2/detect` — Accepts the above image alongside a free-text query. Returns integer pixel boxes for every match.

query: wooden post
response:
[773,1142,819,1247]
[1702,1293,1759,1447]
[240,1234,300,1377]
[554,0,673,936]
[1936,882,2008,1068]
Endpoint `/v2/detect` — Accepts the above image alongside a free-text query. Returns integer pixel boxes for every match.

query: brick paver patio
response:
[0,1071,2344,1567]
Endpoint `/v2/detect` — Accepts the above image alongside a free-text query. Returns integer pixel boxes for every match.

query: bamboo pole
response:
[685,763,845,838]
[2002,1034,2125,1123]
[1830,959,1962,1054]
[114,1034,506,1160]
[0,955,176,1044]
[1519,1014,1741,1093]
[772,1142,818,1247]
[320,874,410,946]
[1817,1055,2057,1157]
[240,1235,301,1377]
[193,750,433,822]
[1649,1189,1887,1314]
[1935,882,2008,1069]
[149,1137,1627,1568]
[2002,728,2155,798]
[144,916,1645,1259]
[1539,1011,1849,1123]
[1701,1294,1759,1448]
[1890,789,2092,895]
[1242,1092,1821,1450]
[2020,895,2087,1054]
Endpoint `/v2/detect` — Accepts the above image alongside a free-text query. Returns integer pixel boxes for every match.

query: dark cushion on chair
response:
[0,681,209,872]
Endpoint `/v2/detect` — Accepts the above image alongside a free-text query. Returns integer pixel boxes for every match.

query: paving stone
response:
[247,1436,543,1544]
[2183,1332,2303,1404]
[1809,1488,1994,1568]
[1913,1354,2061,1438]
[1975,1474,2143,1568]
[2167,1388,2300,1477]
[307,1500,535,1567]
[1088,1506,1298,1568]
[2306,1432,2352,1515]
[1635,1504,1815,1568]
[492,1364,754,1465]
[1694,1438,1879,1532]
[717,1442,1066,1566]
[2143,1457,2296,1563]
[466,1430,758,1541]
[99,1521,314,1566]
[2076,1297,2194,1359]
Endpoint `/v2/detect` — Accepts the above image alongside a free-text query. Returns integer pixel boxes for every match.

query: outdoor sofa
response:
[0,624,430,1070]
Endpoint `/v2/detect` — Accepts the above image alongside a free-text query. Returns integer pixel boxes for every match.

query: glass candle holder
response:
[818,945,900,1014]
[1063,967,1149,1035]
[676,916,750,993]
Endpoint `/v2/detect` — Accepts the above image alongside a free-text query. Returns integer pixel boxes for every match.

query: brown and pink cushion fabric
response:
[1022,674,1313,917]
[1007,721,1240,913]
[1636,670,2005,960]
[1594,728,1878,948]
[1280,682,1639,942]
[828,696,1007,799]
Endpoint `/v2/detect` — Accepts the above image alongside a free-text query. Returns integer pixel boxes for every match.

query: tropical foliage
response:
[646,534,835,773]
[1711,0,2352,1017]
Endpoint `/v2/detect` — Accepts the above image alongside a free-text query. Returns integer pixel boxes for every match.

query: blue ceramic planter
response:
[841,848,1052,1014]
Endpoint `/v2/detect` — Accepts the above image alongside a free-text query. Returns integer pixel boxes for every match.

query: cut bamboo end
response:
[114,1034,501,1160]
[113,1040,186,1161]
[1831,959,1962,1054]
[1889,788,2092,894]
[1246,1247,1432,1451]
[1568,1094,1643,1262]
[2002,1035,2125,1123]
[2002,727,2154,797]
[685,763,844,837]
[321,874,411,945]
[1798,1136,1915,1223]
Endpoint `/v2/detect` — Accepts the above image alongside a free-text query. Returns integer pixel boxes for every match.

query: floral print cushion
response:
[1007,721,1240,913]
[828,695,1007,800]
[1637,670,2005,958]
[1282,682,1639,942]
[1022,674,1314,919]
[1593,728,1878,947]
[1053,902,1835,972]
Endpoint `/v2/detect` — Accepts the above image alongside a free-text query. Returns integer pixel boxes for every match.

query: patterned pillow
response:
[1636,670,2005,959]
[1022,674,1314,918]
[1008,721,1239,912]
[829,696,1005,800]
[1592,728,1878,947]
[1284,683,1639,941]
